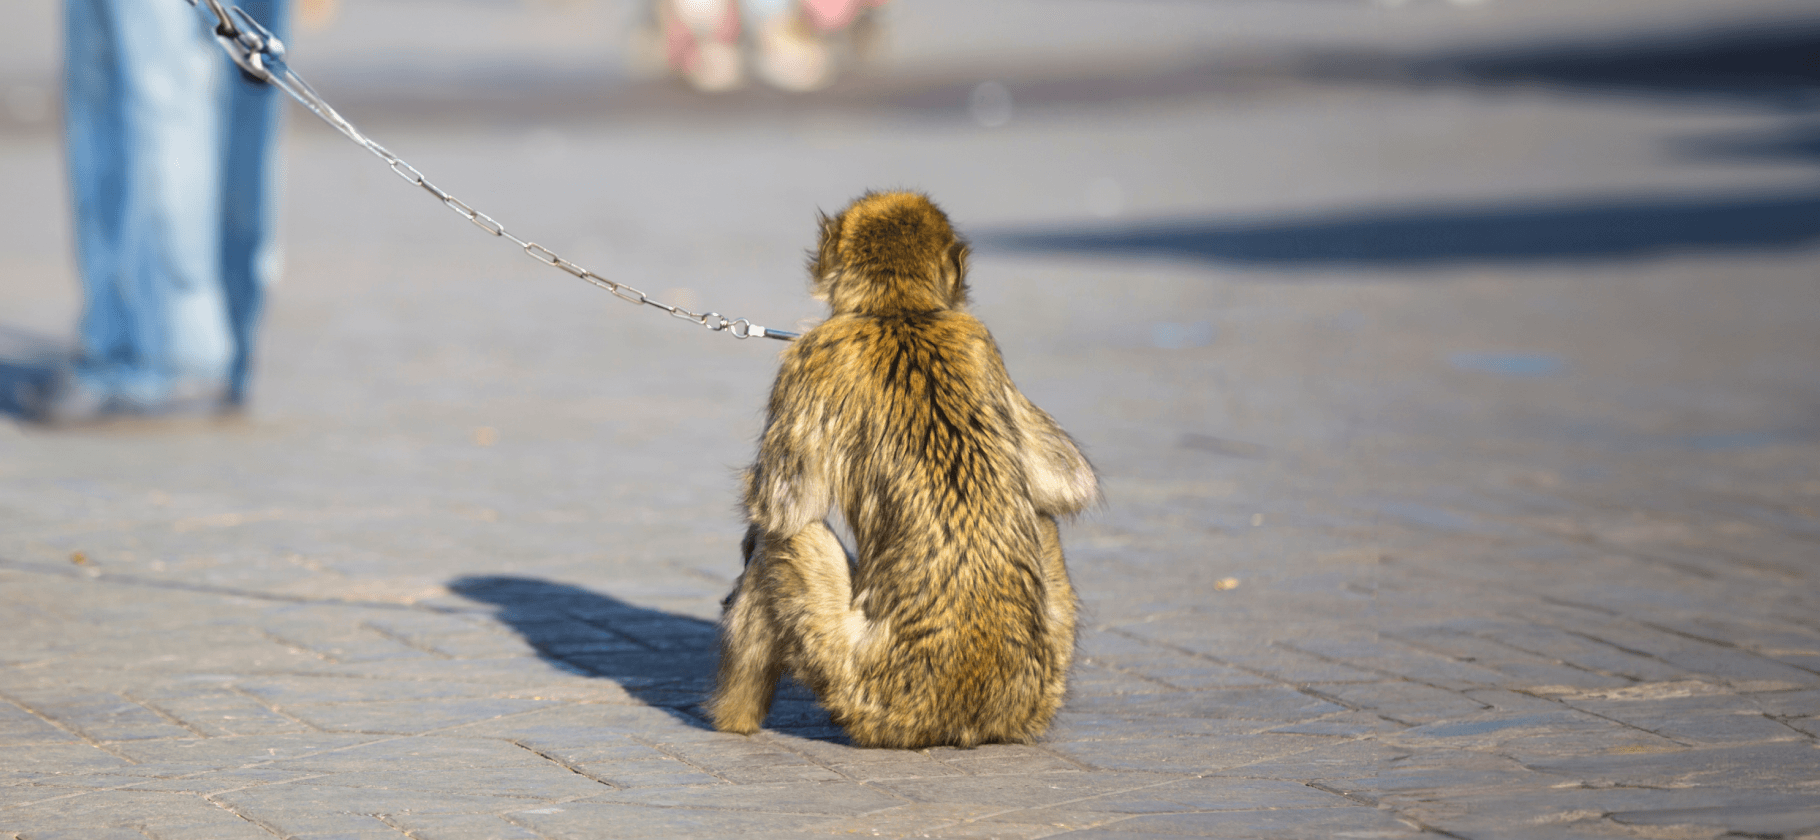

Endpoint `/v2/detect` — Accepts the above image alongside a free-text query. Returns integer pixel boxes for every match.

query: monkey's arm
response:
[744,354,836,536]
[1009,391,1100,518]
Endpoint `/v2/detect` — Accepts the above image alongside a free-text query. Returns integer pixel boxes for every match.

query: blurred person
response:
[27,0,292,423]
[643,0,888,93]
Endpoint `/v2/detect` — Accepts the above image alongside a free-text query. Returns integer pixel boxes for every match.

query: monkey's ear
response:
[945,239,972,307]
[809,210,843,301]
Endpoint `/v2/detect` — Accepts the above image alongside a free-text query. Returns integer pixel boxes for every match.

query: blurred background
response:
[0,0,1817,606]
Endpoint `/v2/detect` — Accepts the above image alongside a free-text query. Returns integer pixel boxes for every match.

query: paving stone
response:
[959,806,1152,836]
[1054,734,1336,774]
[1560,620,1820,687]
[278,698,562,735]
[1265,711,1408,737]
[107,733,388,766]
[1493,729,1690,763]
[1561,694,1810,746]
[650,740,846,784]
[1525,741,1820,789]
[254,622,441,666]
[1314,750,1549,801]
[1062,686,1345,724]
[1285,637,1513,690]
[13,829,150,840]
[506,801,846,839]
[0,790,260,835]
[115,769,325,795]
[1081,777,1357,813]
[1477,625,1695,683]
[1609,801,1820,834]
[1047,713,1276,742]
[1194,647,1382,685]
[1307,682,1491,725]
[572,780,903,815]
[582,761,724,787]
[929,745,1084,777]
[438,702,693,741]
[1388,786,1820,840]
[380,813,544,840]
[132,690,315,738]
[0,743,133,776]
[236,676,503,706]
[928,821,1086,839]
[0,703,81,746]
[1392,631,1635,691]
[1380,709,1626,751]
[1051,805,1422,838]
[2,691,195,742]
[1458,688,1580,713]
[1742,688,1820,718]
[211,784,544,826]
[876,772,1187,813]
[1077,632,1275,691]
[818,802,1042,836]
[825,760,967,783]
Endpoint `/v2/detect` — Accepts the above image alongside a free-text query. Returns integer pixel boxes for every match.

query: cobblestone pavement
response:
[3,1,1820,837]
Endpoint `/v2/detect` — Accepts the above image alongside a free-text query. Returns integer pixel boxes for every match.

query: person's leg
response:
[61,0,231,416]
[218,0,289,406]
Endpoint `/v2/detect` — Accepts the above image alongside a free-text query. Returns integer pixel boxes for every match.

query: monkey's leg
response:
[756,521,882,730]
[708,527,787,735]
[1031,515,1079,732]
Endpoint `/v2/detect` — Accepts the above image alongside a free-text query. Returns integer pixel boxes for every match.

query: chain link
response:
[183,0,797,342]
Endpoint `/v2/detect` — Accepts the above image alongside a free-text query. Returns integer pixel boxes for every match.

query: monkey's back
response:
[779,311,1068,745]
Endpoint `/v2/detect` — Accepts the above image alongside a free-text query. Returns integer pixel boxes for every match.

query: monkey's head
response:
[810,191,971,316]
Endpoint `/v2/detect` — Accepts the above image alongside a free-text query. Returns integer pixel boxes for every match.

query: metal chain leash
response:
[185,0,798,341]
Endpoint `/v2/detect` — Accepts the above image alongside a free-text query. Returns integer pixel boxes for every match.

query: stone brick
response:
[3,692,194,742]
[278,698,561,735]
[507,801,845,839]
[1062,686,1345,723]
[108,733,383,766]
[380,813,544,840]
[1609,802,1820,834]
[1523,742,1820,789]
[131,690,312,738]
[1286,637,1512,689]
[0,743,132,776]
[1054,734,1334,774]
[1477,625,1693,682]
[0,703,80,747]
[1308,681,1490,725]
[1563,621,1820,686]
[1200,647,1382,684]
[1052,806,1422,838]
[1561,694,1809,746]
[576,780,904,816]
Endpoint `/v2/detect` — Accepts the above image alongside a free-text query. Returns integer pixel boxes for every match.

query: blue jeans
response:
[63,0,288,407]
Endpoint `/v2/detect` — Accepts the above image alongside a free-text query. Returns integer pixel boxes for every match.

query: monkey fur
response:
[708,191,1100,749]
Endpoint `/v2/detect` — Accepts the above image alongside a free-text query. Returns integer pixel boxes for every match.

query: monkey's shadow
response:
[447,575,844,741]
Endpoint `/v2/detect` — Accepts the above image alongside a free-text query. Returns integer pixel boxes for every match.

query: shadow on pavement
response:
[447,574,842,739]
[449,575,719,729]
[1398,19,1820,106]
[1676,121,1820,165]
[975,189,1820,268]
[0,325,63,420]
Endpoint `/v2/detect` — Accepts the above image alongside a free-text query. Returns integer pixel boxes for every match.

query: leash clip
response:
[195,0,286,83]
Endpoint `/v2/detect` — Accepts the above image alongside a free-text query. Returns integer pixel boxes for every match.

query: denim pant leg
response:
[64,0,232,407]
[220,0,289,405]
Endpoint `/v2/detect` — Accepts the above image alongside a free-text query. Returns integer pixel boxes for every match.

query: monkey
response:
[708,190,1100,749]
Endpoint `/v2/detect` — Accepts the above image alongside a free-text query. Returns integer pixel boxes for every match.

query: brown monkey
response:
[709,191,1099,749]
